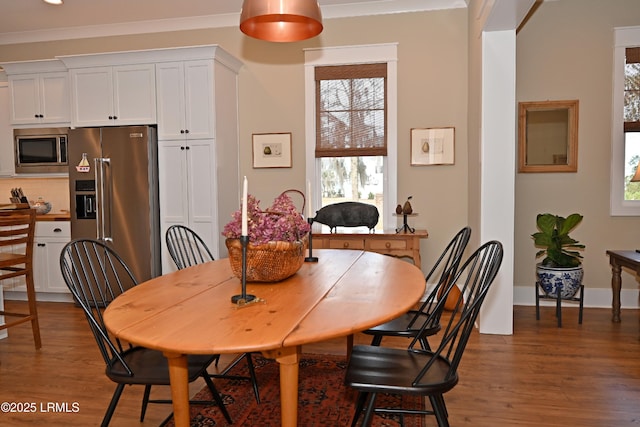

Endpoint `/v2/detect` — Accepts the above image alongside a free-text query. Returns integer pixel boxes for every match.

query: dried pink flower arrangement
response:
[222,193,310,245]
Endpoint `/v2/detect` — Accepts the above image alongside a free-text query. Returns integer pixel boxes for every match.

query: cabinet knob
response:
[39,114,44,118]
[53,228,62,233]
[185,129,190,134]
[37,243,46,247]
[185,146,190,150]
[180,146,185,150]
[34,114,39,118]
[180,130,185,134]
[108,116,113,120]
[343,242,350,248]
[385,242,391,248]
[113,115,118,120]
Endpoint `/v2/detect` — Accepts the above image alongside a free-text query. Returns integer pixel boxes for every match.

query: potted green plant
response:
[531,213,585,298]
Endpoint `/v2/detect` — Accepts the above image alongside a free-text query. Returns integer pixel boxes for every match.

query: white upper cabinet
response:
[156,60,215,140]
[0,59,70,125]
[0,82,14,176]
[69,64,156,127]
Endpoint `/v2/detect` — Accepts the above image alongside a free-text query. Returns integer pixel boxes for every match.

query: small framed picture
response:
[252,133,292,168]
[410,127,455,166]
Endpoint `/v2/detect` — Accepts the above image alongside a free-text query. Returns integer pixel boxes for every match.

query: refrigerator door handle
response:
[95,157,112,242]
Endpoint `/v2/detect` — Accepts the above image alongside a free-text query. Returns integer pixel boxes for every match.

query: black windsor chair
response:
[60,238,232,427]
[345,240,503,427]
[362,226,471,350]
[165,224,261,403]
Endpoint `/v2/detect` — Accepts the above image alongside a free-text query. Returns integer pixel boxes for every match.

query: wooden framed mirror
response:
[518,99,579,173]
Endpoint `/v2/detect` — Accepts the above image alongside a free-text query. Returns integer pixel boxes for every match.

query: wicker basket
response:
[225,237,307,282]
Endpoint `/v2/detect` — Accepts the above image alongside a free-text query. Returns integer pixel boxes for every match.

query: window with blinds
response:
[624,47,640,200]
[625,47,640,131]
[315,64,387,158]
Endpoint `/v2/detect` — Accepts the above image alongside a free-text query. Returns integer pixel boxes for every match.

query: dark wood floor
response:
[0,300,638,426]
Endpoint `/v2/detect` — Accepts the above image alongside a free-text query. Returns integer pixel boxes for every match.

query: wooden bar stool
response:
[0,208,41,349]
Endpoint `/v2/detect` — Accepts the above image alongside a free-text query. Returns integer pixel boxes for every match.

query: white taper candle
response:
[307,181,312,218]
[242,176,248,236]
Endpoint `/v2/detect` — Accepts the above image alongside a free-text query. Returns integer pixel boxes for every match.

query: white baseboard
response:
[4,291,74,303]
[514,285,639,309]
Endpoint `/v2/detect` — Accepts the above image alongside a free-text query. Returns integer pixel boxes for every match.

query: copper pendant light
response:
[240,0,323,42]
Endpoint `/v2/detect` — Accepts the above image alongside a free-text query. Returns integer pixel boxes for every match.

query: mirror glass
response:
[518,100,579,173]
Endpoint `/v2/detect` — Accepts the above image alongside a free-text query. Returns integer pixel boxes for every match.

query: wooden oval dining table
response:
[103,248,426,427]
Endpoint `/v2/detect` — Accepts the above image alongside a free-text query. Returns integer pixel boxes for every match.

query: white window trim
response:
[611,26,640,216]
[304,43,398,229]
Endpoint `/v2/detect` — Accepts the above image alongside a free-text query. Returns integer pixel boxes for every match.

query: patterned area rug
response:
[166,353,425,427]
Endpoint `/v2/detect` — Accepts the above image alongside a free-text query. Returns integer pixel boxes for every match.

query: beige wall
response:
[0,9,469,275]
[515,0,640,304]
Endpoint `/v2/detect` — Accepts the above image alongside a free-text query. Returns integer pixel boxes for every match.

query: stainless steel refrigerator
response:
[68,126,160,283]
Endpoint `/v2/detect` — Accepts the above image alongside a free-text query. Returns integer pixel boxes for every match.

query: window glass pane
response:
[624,131,640,200]
[319,156,384,231]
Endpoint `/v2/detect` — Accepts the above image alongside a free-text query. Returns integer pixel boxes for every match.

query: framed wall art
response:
[252,133,292,168]
[410,127,455,166]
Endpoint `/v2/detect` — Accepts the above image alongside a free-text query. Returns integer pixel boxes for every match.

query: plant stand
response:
[535,281,584,327]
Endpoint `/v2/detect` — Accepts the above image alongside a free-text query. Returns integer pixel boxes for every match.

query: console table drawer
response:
[312,229,427,265]
[328,239,365,250]
[366,239,407,251]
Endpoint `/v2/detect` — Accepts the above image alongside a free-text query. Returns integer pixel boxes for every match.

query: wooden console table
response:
[606,249,640,323]
[312,229,428,265]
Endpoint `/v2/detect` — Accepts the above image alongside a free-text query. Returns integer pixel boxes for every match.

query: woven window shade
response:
[625,47,640,127]
[315,63,387,157]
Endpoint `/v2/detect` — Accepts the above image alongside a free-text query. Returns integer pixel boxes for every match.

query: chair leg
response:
[244,353,261,403]
[102,383,125,427]
[25,271,42,349]
[351,392,369,427]
[140,385,151,421]
[202,373,233,424]
[360,392,378,427]
[429,394,450,427]
[370,335,383,346]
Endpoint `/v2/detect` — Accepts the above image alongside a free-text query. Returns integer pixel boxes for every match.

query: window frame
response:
[611,26,640,215]
[304,44,398,229]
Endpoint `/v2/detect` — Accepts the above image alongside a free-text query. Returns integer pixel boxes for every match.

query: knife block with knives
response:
[10,188,29,204]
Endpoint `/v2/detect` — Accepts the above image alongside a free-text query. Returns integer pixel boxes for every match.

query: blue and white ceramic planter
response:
[536,264,583,299]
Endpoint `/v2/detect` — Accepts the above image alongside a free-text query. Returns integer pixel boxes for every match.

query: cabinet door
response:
[70,67,114,126]
[112,64,157,125]
[184,60,215,140]
[33,222,71,293]
[40,72,70,124]
[8,74,40,124]
[158,139,189,272]
[32,240,48,293]
[186,139,218,256]
[42,239,70,293]
[156,62,187,140]
[0,83,14,176]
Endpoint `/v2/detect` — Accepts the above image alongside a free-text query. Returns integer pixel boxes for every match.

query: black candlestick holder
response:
[231,235,257,304]
[305,218,319,262]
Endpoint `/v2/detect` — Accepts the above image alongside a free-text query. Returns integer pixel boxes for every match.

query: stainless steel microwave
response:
[14,127,70,174]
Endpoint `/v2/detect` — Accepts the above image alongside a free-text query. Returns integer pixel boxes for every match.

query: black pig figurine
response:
[312,202,379,233]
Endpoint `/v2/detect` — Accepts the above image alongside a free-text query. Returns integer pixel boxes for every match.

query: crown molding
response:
[0,0,467,46]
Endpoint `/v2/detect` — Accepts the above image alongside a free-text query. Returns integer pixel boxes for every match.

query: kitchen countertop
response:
[36,213,70,221]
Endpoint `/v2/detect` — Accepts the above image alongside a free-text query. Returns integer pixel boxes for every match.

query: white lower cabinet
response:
[3,221,72,301]
[33,222,71,294]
